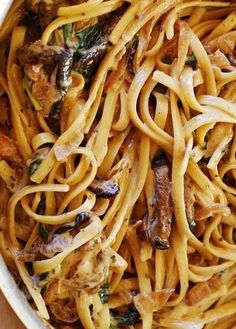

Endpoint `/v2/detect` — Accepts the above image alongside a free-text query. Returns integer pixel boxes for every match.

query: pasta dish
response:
[1,0,236,328]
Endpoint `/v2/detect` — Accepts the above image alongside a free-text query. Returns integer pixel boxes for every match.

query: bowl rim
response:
[0,2,51,327]
[0,255,51,329]
[0,0,14,27]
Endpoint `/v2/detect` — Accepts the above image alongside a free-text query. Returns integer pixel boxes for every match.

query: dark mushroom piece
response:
[139,152,172,250]
[54,211,91,235]
[17,41,73,132]
[88,177,120,198]
[18,42,73,96]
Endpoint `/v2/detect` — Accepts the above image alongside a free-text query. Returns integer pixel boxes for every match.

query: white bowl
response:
[0,255,51,328]
[0,2,52,328]
[0,0,14,27]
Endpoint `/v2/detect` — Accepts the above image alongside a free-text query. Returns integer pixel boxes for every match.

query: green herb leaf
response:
[63,23,79,50]
[99,283,109,304]
[76,23,101,54]
[110,325,118,329]
[185,55,196,66]
[162,57,172,64]
[39,224,49,243]
[63,23,73,46]
[113,305,140,326]
[23,76,42,111]
[36,194,46,215]
[29,159,42,176]
[162,55,197,66]
[75,63,97,78]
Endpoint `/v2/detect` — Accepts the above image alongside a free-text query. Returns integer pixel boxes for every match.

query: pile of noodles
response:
[1,0,236,328]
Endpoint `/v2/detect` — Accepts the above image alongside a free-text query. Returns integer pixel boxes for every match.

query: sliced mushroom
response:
[53,212,91,236]
[88,177,120,198]
[17,41,73,127]
[139,152,172,250]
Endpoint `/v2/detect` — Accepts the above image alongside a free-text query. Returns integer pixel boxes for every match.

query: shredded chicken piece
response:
[188,253,205,266]
[53,135,83,162]
[17,41,72,119]
[195,203,231,221]
[185,274,222,306]
[0,133,26,191]
[209,49,234,71]
[0,133,23,164]
[195,220,206,238]
[62,235,111,290]
[17,237,42,262]
[204,123,233,158]
[25,64,62,117]
[134,289,174,316]
[109,290,134,309]
[205,31,236,65]
[44,280,79,323]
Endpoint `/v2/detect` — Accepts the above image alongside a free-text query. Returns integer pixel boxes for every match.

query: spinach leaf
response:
[99,283,109,304]
[76,63,97,78]
[37,194,49,243]
[63,22,108,79]
[162,57,172,64]
[76,23,102,54]
[63,23,76,49]
[49,101,62,121]
[29,159,42,176]
[63,23,102,55]
[110,325,118,329]
[39,224,50,243]
[112,305,140,326]
[23,76,42,111]
[185,55,196,66]
[36,194,46,215]
[162,55,197,66]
